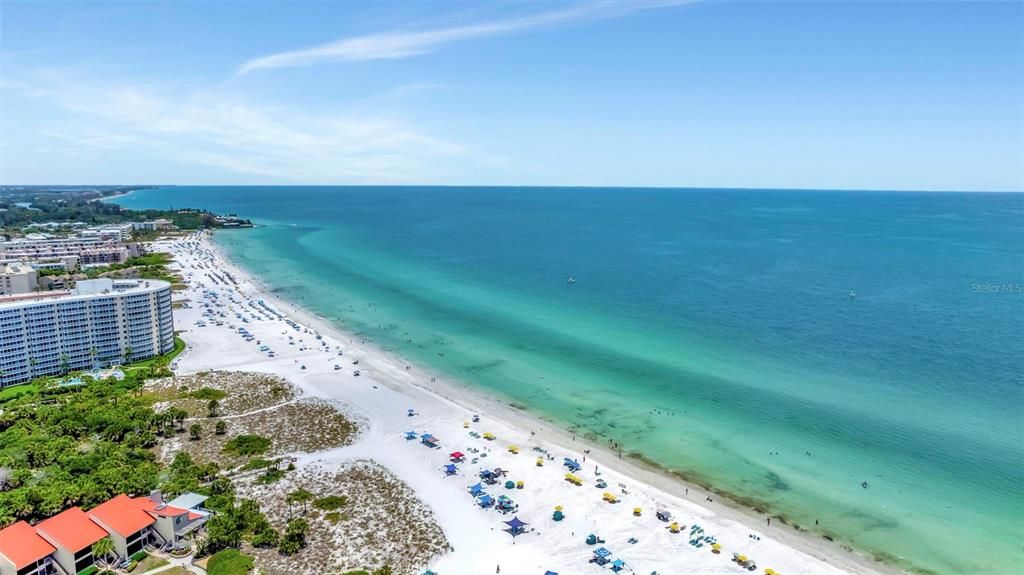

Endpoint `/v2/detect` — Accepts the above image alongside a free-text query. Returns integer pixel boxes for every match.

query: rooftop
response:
[36,507,107,553]
[0,278,170,308]
[133,497,189,518]
[88,494,155,538]
[166,492,208,511]
[0,521,56,569]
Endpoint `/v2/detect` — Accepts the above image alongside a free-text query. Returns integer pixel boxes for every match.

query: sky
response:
[0,0,1022,191]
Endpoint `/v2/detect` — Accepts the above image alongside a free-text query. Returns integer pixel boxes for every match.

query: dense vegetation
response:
[0,376,162,524]
[0,344,400,574]
[0,186,251,231]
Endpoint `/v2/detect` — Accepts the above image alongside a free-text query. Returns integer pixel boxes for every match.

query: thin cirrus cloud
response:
[236,0,694,75]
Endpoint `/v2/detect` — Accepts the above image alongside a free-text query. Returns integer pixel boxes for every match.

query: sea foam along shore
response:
[167,230,895,575]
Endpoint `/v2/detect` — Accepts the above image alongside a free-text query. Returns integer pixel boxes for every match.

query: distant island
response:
[0,186,253,234]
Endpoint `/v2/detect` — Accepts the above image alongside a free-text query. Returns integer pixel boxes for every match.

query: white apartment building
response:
[0,263,38,296]
[132,219,174,232]
[81,222,135,242]
[0,278,174,386]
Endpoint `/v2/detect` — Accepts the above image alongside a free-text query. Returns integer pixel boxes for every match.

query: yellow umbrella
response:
[738,555,748,563]
[554,505,563,511]
[765,569,776,575]
[483,432,496,440]
[463,421,469,428]
[536,457,544,466]
[508,445,519,453]
[603,491,614,499]
[633,507,642,516]
[516,480,524,488]
[712,543,722,550]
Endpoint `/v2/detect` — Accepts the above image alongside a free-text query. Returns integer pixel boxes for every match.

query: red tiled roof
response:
[132,497,188,518]
[0,521,56,569]
[36,508,107,553]
[88,494,155,538]
[187,512,204,521]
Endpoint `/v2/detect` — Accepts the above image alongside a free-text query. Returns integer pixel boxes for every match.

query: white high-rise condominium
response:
[0,278,174,386]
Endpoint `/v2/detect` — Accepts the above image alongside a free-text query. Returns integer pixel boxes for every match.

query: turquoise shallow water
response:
[118,187,1023,574]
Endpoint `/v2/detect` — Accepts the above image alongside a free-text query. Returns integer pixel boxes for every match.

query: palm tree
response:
[123,345,134,364]
[59,354,70,375]
[88,346,98,368]
[91,537,115,567]
[26,357,36,379]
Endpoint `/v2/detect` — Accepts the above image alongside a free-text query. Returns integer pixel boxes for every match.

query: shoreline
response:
[192,230,900,575]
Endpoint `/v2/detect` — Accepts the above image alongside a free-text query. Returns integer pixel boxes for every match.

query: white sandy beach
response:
[163,231,893,575]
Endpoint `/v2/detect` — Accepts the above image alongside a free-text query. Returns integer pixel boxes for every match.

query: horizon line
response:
[3,184,1022,194]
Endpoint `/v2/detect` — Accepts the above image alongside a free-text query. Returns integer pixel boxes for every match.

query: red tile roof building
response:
[0,521,55,575]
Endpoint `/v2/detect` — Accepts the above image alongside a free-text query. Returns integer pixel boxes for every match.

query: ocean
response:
[116,186,1024,574]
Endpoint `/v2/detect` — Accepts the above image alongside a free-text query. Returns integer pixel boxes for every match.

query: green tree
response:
[189,423,202,441]
[214,420,227,435]
[207,399,219,418]
[286,488,313,516]
[92,537,115,567]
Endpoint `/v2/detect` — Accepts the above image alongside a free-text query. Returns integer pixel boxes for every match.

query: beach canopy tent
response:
[405,431,418,440]
[407,408,416,416]
[563,458,581,471]
[504,516,528,536]
[444,464,458,475]
[553,510,564,521]
[544,572,559,575]
[504,480,516,489]
[593,547,613,565]
[478,495,495,507]
[450,451,465,461]
[421,434,439,447]
[469,483,485,496]
[611,559,625,572]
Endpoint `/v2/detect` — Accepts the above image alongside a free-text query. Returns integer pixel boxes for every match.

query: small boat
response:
[849,289,857,298]
[567,276,576,284]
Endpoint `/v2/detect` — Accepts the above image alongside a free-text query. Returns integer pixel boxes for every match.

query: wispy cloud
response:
[12,70,462,183]
[237,0,693,75]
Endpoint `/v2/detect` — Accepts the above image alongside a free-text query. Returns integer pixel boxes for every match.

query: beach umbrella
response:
[516,480,524,489]
[536,457,544,466]
[738,555,748,563]
[444,464,457,475]
[505,480,516,489]
[633,507,642,516]
[712,543,722,550]
[554,505,563,511]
